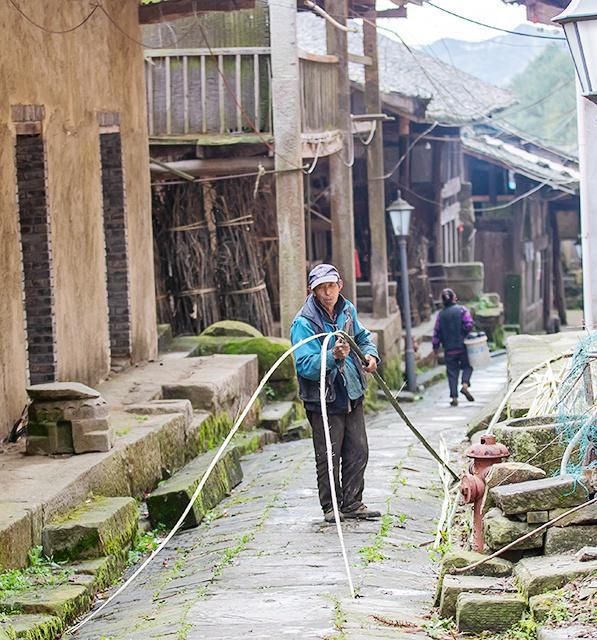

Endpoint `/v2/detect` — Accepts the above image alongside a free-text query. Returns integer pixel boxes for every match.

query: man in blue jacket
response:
[290,263,380,523]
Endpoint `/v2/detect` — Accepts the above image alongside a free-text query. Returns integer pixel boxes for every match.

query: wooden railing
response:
[145,47,272,137]
[145,47,339,139]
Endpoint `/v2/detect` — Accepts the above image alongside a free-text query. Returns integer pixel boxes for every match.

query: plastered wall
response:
[0,0,157,438]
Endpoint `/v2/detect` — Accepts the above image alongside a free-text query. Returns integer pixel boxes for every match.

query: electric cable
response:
[423,1,566,41]
[7,0,99,34]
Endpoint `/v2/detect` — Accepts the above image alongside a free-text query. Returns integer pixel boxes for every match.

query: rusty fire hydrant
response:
[460,434,509,552]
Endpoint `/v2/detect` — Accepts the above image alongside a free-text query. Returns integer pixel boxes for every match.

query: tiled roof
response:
[297,12,515,124]
[462,129,579,193]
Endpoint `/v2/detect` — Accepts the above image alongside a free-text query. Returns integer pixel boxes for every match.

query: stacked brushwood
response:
[152,177,275,336]
[153,184,220,335]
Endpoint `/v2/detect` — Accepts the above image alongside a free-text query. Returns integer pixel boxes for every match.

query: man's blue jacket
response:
[290,294,379,411]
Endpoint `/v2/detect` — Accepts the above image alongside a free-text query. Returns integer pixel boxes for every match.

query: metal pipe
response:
[399,237,417,393]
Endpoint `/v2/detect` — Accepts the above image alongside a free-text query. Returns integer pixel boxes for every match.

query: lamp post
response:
[554,0,597,329]
[387,192,417,393]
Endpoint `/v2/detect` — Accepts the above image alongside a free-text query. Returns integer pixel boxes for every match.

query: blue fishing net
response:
[555,331,597,484]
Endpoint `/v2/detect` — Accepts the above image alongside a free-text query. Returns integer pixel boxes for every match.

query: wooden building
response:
[0,1,165,440]
[463,126,579,331]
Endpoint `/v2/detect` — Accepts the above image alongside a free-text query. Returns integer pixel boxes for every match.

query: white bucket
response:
[464,334,491,368]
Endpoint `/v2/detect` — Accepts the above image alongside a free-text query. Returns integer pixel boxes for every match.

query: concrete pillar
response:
[270,0,306,336]
[576,88,597,329]
[325,0,356,303]
[363,9,389,318]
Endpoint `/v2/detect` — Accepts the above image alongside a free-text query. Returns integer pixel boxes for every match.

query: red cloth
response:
[354,249,362,279]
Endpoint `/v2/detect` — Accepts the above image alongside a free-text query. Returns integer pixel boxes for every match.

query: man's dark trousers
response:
[307,405,368,514]
[445,350,473,398]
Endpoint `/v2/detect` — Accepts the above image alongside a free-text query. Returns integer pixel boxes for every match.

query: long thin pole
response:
[399,237,417,393]
[340,331,460,482]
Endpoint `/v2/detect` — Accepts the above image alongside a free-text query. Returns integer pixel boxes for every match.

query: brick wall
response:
[100,130,132,362]
[15,133,57,384]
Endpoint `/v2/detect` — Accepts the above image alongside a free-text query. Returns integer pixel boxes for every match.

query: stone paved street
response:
[70,358,506,640]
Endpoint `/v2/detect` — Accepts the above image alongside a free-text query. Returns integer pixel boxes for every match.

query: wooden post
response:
[363,8,389,318]
[550,209,568,326]
[325,0,356,304]
[270,0,306,336]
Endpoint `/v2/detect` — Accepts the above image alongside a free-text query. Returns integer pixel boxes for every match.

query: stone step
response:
[514,554,597,597]
[186,412,233,462]
[161,354,260,426]
[456,592,526,634]
[147,447,243,529]
[355,296,399,315]
[356,281,398,298]
[439,574,514,618]
[281,419,312,442]
[489,475,589,515]
[259,401,296,435]
[0,584,91,626]
[537,624,597,639]
[0,613,62,640]
[232,428,279,456]
[41,496,138,562]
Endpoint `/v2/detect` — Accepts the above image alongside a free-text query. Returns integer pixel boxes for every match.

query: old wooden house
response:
[463,126,579,332]
[297,12,514,324]
[0,0,163,440]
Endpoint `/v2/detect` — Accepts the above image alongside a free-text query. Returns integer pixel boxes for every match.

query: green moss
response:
[200,321,262,338]
[381,355,402,390]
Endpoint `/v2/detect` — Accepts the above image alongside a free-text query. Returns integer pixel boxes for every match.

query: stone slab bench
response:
[514,554,597,597]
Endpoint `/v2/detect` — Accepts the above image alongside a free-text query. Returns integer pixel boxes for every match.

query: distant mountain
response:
[419,24,566,87]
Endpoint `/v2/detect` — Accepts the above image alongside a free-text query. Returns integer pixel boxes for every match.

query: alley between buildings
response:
[69,357,506,640]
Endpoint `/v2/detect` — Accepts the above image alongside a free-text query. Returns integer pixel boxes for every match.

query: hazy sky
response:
[375,0,561,46]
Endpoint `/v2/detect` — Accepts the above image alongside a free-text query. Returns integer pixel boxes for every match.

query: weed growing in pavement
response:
[0,547,72,597]
[358,512,393,564]
[127,528,165,566]
[422,614,456,639]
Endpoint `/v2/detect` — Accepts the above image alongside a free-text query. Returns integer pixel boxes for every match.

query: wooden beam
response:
[139,0,256,25]
[375,8,407,18]
[298,49,339,64]
[348,52,372,66]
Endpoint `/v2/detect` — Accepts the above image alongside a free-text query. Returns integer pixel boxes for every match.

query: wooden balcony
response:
[145,47,338,145]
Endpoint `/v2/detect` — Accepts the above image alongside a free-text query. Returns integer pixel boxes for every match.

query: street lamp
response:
[387,191,417,393]
[554,0,597,329]
[553,0,597,103]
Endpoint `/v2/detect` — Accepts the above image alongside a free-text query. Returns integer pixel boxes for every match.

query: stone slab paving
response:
[68,358,506,640]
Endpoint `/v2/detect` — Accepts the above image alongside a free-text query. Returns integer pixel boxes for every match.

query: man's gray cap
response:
[308,263,340,290]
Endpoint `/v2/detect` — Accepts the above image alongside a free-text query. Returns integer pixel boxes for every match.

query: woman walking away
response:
[432,288,475,407]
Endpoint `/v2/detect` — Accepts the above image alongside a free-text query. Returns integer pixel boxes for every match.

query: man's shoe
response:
[343,504,381,519]
[460,384,475,402]
[450,397,458,407]
[324,510,344,523]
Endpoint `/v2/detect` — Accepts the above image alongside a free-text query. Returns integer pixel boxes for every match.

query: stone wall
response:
[0,1,157,439]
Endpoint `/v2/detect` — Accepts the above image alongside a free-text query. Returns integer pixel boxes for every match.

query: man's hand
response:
[363,355,377,373]
[332,337,350,360]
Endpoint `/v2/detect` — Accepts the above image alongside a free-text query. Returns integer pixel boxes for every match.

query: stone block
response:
[281,420,312,442]
[126,399,193,429]
[550,500,597,527]
[484,509,544,551]
[0,503,37,570]
[492,416,564,475]
[147,448,243,529]
[72,422,113,454]
[0,584,91,625]
[434,548,513,606]
[514,554,597,597]
[0,614,62,640]
[577,546,597,562]
[482,462,547,514]
[439,574,513,618]
[544,525,597,555]
[70,554,127,593]
[122,428,163,497]
[162,355,259,422]
[528,511,550,524]
[260,401,295,435]
[456,592,526,633]
[42,496,138,562]
[232,429,278,456]
[26,383,100,401]
[359,311,402,361]
[153,413,186,477]
[529,592,561,623]
[537,625,597,639]
[490,476,589,515]
[185,412,233,462]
